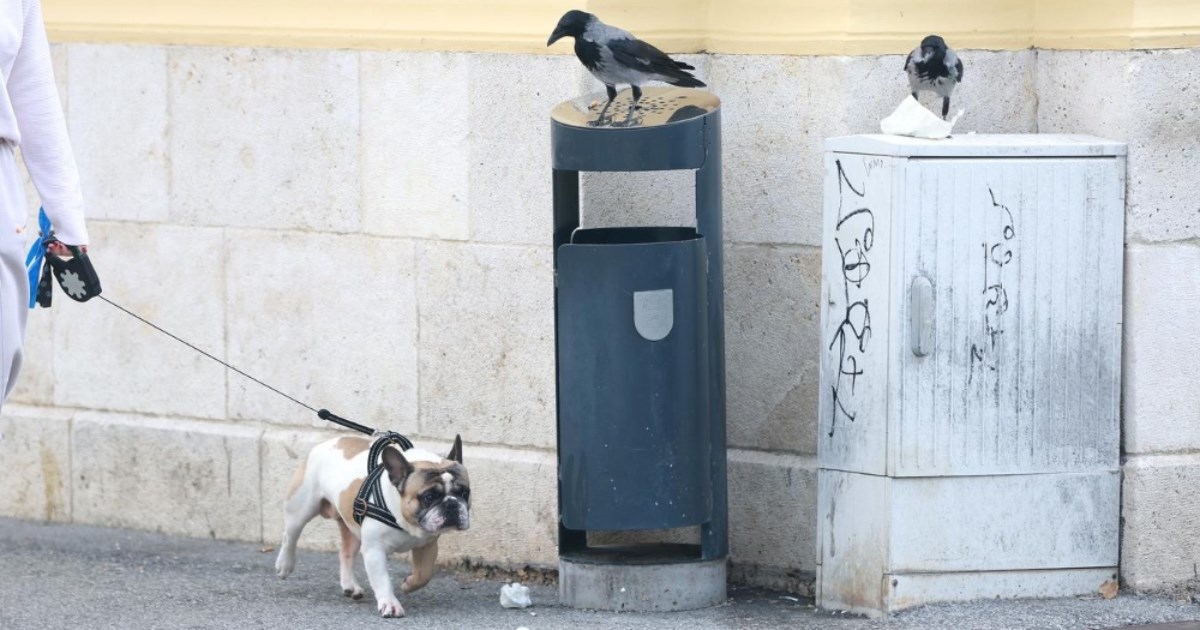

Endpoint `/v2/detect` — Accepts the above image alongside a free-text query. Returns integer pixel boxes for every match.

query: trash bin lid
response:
[552,87,719,129]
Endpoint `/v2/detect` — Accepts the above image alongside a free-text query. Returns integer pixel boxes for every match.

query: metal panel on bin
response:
[557,227,710,531]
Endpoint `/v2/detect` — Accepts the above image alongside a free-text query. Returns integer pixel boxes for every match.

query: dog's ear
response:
[381,446,412,487]
[447,434,463,464]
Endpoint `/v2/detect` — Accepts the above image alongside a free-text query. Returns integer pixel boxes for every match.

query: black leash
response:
[98,293,419,531]
[27,209,386,439]
[96,294,377,436]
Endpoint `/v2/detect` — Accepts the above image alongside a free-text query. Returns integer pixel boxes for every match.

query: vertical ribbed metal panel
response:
[896,158,1123,476]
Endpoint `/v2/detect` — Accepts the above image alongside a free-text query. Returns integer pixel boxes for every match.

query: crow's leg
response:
[591,84,618,126]
[942,96,950,119]
[622,85,643,126]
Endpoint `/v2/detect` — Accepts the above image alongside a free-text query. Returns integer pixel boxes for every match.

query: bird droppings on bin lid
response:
[552,87,719,129]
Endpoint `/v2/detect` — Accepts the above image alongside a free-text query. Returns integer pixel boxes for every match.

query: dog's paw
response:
[343,585,365,600]
[377,598,405,618]
[274,554,294,579]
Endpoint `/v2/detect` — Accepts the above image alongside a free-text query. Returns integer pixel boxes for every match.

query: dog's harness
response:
[353,431,415,531]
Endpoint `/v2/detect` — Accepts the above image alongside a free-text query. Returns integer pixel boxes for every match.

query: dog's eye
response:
[459,489,470,502]
[420,491,439,505]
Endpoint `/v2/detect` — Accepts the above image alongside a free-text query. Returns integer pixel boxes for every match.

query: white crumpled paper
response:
[500,582,533,609]
[880,95,963,139]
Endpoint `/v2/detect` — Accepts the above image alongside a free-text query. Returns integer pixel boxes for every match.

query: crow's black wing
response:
[608,37,705,87]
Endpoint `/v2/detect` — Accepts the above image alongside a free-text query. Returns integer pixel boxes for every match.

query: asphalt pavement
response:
[1,518,1198,630]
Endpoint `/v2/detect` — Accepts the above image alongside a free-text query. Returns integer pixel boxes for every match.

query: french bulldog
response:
[275,434,470,618]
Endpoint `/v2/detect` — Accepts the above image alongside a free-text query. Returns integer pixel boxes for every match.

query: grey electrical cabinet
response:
[817,134,1127,616]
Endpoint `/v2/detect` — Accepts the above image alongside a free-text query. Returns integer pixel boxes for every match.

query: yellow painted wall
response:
[43,0,1200,53]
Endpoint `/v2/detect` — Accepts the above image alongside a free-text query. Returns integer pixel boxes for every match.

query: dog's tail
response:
[284,456,311,505]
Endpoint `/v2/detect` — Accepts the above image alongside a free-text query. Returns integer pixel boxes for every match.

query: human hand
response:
[47,242,87,258]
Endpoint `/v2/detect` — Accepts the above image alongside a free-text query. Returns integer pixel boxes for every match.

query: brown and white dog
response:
[275,435,470,618]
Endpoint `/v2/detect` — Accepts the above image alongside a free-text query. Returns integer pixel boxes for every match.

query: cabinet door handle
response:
[910,275,934,357]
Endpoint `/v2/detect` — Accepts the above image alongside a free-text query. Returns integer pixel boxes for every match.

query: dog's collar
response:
[353,432,414,531]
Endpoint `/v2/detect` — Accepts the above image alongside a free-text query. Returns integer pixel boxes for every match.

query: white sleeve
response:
[8,0,87,245]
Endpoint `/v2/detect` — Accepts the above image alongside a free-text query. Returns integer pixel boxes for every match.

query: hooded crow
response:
[548,10,706,126]
[904,35,963,119]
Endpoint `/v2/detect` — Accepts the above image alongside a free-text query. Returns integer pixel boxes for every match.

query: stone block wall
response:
[0,42,1196,594]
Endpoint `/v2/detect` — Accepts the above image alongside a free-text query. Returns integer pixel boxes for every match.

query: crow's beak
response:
[547,27,567,47]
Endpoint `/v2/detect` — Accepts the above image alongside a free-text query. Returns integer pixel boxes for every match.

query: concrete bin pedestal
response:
[558,545,727,612]
[816,134,1127,616]
[550,88,727,612]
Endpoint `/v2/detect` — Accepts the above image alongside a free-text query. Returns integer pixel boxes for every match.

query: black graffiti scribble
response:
[969,188,1016,390]
[828,160,874,438]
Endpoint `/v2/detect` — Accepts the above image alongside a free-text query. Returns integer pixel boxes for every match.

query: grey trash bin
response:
[557,226,710,531]
[550,87,727,612]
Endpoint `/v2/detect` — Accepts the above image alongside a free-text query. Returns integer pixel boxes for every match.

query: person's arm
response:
[9,0,88,247]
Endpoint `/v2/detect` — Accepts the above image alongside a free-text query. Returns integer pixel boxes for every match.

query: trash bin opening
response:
[570,226,700,245]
